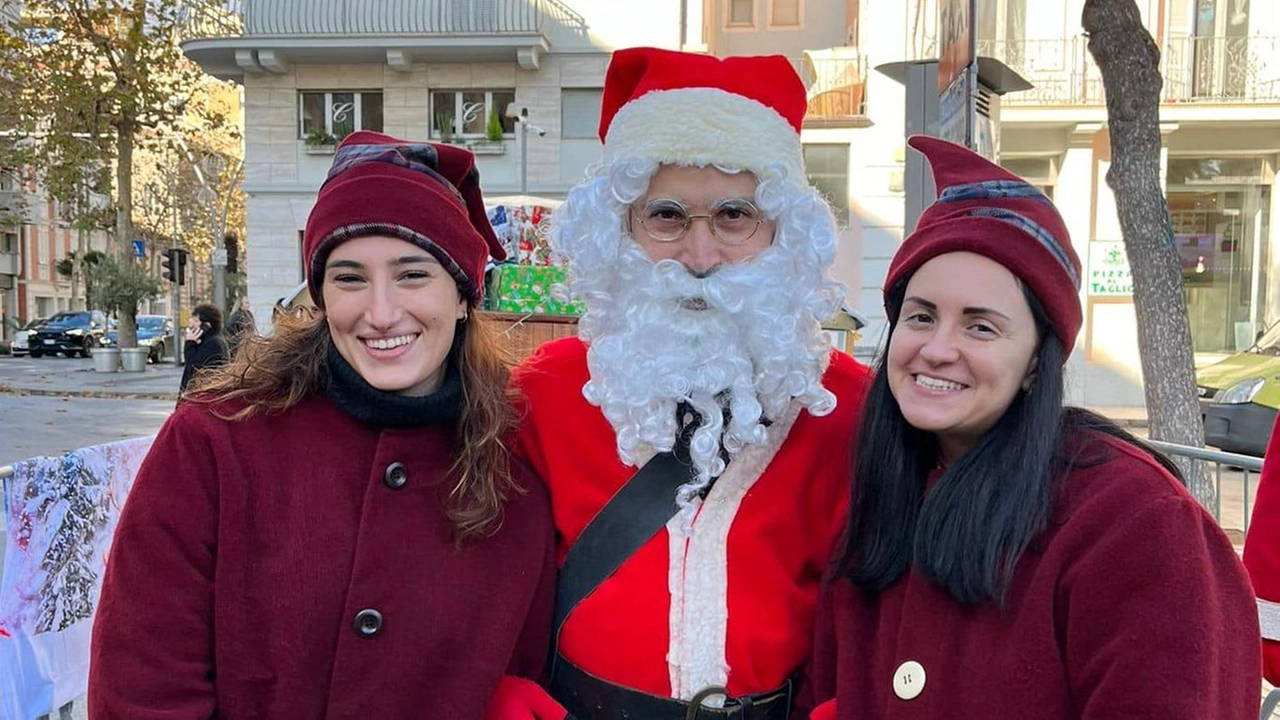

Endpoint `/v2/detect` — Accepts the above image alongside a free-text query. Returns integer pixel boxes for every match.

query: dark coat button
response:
[353,608,383,638]
[383,462,408,490]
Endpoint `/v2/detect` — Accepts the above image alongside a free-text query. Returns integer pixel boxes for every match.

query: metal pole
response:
[519,118,528,195]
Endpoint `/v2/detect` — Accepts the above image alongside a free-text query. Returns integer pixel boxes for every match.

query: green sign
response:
[1088,241,1133,296]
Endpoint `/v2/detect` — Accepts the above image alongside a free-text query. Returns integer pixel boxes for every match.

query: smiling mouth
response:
[680,297,710,311]
[915,374,967,391]
[363,333,418,350]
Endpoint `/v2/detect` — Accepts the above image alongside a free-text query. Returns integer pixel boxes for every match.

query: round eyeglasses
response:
[631,198,766,246]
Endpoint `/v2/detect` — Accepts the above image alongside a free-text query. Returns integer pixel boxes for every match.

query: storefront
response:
[1167,156,1274,356]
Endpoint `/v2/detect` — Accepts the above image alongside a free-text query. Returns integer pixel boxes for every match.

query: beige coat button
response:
[893,660,926,700]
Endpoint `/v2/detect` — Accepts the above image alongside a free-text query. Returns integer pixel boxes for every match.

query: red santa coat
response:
[89,395,556,719]
[513,338,872,700]
[799,432,1260,719]
[1244,412,1280,684]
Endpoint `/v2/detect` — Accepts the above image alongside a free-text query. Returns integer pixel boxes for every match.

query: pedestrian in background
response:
[224,296,256,355]
[88,131,556,719]
[800,136,1259,720]
[179,303,229,393]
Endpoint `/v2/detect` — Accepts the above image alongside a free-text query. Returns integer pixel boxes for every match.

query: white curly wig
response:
[550,156,846,515]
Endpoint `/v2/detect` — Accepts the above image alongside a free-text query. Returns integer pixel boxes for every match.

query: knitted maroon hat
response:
[303,130,506,307]
[884,135,1082,354]
[598,47,808,182]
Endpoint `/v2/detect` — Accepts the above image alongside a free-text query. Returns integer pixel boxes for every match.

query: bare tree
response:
[1082,0,1210,505]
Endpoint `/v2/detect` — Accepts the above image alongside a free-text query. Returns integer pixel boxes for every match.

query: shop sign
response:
[1088,242,1134,296]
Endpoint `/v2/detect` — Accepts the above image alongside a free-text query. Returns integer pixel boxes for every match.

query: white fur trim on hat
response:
[604,87,805,182]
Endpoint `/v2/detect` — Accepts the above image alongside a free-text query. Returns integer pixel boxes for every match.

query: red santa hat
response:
[884,135,1083,354]
[303,130,506,307]
[598,47,807,183]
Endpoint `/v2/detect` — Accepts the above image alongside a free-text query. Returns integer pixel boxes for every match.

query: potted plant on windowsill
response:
[467,108,508,155]
[304,128,339,155]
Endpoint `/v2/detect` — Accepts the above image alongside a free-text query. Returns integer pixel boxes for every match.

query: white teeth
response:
[916,374,965,391]
[364,334,415,350]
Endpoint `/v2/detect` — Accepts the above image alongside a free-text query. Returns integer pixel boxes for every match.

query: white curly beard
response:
[550,158,845,519]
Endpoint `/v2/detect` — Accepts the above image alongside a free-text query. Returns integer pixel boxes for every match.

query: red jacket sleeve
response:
[1244,412,1280,684]
[88,405,220,719]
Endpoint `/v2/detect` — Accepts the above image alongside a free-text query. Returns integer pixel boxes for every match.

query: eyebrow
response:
[903,296,1013,322]
[325,254,440,270]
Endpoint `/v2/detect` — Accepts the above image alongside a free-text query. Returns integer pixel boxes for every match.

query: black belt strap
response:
[551,654,792,720]
[552,446,696,643]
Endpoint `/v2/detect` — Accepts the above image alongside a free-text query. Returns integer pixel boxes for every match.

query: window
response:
[729,0,754,25]
[803,144,850,226]
[2,232,16,254]
[771,0,800,26]
[561,89,603,139]
[430,90,517,139]
[298,91,384,140]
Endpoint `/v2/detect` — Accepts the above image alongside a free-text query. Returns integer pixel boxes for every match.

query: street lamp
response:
[505,104,546,195]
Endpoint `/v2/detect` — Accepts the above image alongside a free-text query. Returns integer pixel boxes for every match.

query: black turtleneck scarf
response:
[323,341,462,429]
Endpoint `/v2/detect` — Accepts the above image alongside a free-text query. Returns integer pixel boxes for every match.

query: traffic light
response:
[224,233,239,275]
[161,248,190,286]
[161,248,176,283]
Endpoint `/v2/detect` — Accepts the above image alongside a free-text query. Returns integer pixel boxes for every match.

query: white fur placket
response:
[664,402,802,703]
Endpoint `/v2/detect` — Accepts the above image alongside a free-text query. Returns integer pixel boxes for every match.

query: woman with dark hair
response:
[180,303,229,392]
[88,132,557,719]
[799,136,1260,719]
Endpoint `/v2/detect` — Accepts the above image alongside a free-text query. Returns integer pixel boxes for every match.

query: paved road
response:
[0,355,176,463]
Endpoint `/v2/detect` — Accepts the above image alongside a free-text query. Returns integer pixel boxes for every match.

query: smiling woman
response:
[87,132,559,720]
[800,136,1261,720]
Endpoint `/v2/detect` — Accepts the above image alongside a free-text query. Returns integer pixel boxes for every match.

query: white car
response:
[11,317,46,357]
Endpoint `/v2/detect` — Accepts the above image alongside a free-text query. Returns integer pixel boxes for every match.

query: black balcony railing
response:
[795,51,868,122]
[977,35,1280,106]
[178,0,546,41]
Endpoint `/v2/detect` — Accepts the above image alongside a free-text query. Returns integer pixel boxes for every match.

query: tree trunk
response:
[114,115,138,349]
[1082,0,1211,506]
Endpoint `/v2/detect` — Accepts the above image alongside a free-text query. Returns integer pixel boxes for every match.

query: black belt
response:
[550,654,791,720]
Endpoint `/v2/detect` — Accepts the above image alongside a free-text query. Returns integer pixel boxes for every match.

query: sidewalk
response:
[0,361,183,401]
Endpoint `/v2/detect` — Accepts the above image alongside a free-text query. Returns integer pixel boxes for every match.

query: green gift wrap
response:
[486,264,583,316]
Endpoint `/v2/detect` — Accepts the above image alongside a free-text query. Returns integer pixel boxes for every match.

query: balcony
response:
[179,0,556,78]
[795,49,869,128]
[977,35,1280,107]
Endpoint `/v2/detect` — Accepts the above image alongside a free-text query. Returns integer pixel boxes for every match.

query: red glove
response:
[484,675,572,720]
[810,698,837,720]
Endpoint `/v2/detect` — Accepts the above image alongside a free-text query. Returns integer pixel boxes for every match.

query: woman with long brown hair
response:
[88,132,556,719]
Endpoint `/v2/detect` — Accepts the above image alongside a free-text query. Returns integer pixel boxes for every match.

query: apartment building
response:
[0,170,112,338]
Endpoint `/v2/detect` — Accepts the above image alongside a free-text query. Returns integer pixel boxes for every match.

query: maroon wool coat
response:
[88,395,556,720]
[799,432,1261,719]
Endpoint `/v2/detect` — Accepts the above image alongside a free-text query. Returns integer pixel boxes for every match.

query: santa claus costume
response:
[1244,415,1280,692]
[510,47,873,720]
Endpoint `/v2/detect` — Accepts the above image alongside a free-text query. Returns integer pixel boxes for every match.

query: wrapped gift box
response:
[487,264,582,315]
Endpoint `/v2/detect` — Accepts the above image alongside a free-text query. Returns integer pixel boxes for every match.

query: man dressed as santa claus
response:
[510,47,874,719]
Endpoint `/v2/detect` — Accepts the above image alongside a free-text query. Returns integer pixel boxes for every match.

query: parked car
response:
[1197,322,1280,457]
[28,310,109,358]
[10,317,47,357]
[105,314,172,364]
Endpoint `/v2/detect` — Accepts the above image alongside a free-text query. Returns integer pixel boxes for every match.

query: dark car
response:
[106,314,172,363]
[29,310,109,358]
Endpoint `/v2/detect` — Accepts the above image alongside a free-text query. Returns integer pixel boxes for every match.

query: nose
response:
[676,217,724,275]
[917,326,960,365]
[365,283,402,329]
